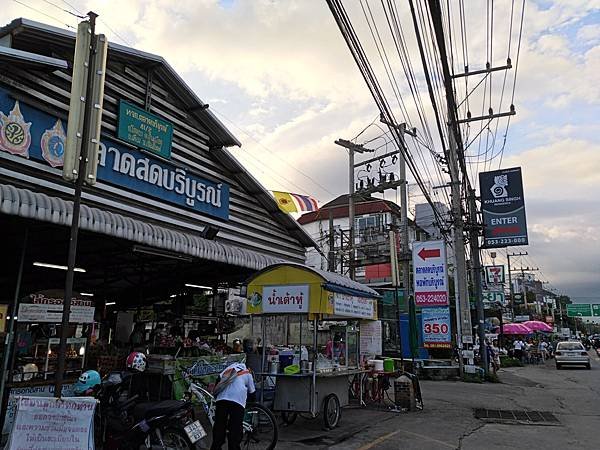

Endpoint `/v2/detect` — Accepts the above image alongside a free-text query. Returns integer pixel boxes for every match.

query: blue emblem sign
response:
[0,88,229,221]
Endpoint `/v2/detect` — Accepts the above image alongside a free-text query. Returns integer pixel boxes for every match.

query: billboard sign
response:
[422,307,452,349]
[482,291,506,308]
[485,265,505,284]
[413,240,449,307]
[479,167,528,248]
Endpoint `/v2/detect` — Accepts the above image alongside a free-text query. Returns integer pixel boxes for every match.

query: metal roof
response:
[0,45,67,70]
[0,183,286,270]
[250,262,381,298]
[0,17,316,250]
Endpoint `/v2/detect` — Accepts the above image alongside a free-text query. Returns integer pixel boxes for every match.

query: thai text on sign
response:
[413,241,449,307]
[262,285,309,313]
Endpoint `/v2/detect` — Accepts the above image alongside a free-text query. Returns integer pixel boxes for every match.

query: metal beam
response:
[457,108,516,124]
[451,62,512,79]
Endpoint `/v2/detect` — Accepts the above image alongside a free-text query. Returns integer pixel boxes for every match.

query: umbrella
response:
[522,321,553,333]
[502,323,532,335]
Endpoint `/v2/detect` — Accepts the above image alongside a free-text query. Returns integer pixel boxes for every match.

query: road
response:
[276,350,600,449]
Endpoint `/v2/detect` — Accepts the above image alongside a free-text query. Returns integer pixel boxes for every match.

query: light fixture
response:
[185,284,212,290]
[132,245,193,262]
[105,301,116,306]
[33,262,86,273]
[80,292,94,297]
[169,294,177,298]
[79,346,85,356]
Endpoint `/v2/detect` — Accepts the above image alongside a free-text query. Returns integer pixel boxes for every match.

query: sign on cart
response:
[422,307,452,349]
[413,241,449,307]
[261,285,309,313]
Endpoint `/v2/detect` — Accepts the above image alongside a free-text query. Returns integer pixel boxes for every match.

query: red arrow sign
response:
[418,248,441,261]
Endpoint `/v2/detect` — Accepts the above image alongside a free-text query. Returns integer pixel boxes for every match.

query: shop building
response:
[0,16,316,418]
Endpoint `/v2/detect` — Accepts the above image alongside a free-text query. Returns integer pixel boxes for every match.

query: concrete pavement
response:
[275,350,600,449]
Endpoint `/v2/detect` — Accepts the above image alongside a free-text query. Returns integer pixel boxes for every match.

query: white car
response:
[555,341,591,370]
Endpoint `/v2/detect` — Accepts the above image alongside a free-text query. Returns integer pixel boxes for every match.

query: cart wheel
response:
[281,411,298,425]
[322,394,341,430]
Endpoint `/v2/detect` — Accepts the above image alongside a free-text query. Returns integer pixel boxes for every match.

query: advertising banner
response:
[17,292,95,323]
[332,293,375,319]
[413,240,449,307]
[422,307,452,349]
[6,396,95,449]
[261,285,309,314]
[479,167,528,248]
[485,265,505,284]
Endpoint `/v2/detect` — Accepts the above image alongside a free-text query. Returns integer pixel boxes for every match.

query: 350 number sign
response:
[423,323,449,334]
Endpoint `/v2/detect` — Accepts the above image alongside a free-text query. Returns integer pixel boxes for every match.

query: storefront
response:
[243,263,380,429]
[0,17,315,429]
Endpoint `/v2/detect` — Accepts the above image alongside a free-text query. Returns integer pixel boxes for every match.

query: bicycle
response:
[183,376,278,450]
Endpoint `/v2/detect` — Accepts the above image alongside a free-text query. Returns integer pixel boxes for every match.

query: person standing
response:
[513,339,524,362]
[210,362,256,450]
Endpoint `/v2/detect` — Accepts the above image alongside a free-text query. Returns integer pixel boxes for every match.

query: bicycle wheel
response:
[241,403,278,450]
[322,394,341,430]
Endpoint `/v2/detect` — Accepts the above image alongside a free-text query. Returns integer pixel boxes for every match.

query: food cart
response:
[245,263,380,429]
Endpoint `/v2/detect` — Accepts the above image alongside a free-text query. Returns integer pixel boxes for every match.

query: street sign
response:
[593,304,600,317]
[422,307,452,349]
[485,265,505,284]
[514,315,530,322]
[566,304,592,317]
[479,167,528,248]
[412,240,449,307]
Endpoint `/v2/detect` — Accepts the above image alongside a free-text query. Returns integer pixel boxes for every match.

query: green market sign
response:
[482,291,505,308]
[118,101,173,159]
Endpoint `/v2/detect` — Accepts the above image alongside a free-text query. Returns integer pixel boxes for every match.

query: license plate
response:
[184,420,206,443]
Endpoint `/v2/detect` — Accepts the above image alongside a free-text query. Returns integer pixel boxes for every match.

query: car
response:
[555,341,591,370]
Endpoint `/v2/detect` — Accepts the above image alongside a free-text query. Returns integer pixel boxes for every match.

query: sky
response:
[2,0,599,301]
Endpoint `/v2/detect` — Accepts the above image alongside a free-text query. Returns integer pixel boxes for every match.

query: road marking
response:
[357,428,455,450]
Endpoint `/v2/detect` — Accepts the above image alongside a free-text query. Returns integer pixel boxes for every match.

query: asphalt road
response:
[275,350,600,450]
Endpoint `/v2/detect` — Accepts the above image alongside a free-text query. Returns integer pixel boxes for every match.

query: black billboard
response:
[479,167,528,248]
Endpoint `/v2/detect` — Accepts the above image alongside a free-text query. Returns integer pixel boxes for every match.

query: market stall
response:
[245,263,380,429]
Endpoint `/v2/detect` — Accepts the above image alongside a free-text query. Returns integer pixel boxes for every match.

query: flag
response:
[272,191,319,213]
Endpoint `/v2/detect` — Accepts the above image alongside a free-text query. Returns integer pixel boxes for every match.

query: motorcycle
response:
[92,372,203,449]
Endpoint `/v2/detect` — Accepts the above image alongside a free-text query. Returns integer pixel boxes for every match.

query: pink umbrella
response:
[522,321,553,333]
[502,323,532,335]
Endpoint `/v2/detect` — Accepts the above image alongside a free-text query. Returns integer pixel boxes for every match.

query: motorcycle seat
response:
[132,400,186,420]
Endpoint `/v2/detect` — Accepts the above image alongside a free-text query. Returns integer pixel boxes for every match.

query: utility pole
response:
[335,139,370,280]
[328,210,335,272]
[506,252,528,320]
[468,189,488,374]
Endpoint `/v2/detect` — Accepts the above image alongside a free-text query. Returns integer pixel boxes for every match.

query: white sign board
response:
[485,265,505,284]
[7,396,96,449]
[360,320,382,356]
[2,384,75,435]
[412,240,449,307]
[18,294,95,323]
[262,285,309,313]
[333,293,374,319]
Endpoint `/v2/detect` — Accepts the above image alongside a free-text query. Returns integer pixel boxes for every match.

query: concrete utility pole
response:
[328,210,336,272]
[335,139,368,280]
[468,189,488,374]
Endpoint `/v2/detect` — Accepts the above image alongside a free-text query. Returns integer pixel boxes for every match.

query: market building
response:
[0,17,317,429]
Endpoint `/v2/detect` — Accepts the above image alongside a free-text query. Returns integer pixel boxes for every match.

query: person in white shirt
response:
[513,339,524,361]
[211,362,256,450]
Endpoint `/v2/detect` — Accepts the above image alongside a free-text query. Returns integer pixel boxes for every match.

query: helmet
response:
[74,370,101,395]
[126,352,147,372]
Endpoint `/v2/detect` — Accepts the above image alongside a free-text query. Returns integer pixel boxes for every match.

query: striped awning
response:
[0,183,284,270]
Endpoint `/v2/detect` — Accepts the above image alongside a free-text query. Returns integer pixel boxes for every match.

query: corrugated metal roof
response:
[0,183,286,270]
[0,17,317,250]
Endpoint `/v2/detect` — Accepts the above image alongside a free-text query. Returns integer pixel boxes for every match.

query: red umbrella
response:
[502,323,532,335]
[523,321,553,333]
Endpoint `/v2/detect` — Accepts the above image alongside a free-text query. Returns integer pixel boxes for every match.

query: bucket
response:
[383,358,395,373]
[373,360,384,371]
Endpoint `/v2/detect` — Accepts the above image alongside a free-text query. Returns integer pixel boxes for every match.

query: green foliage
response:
[499,356,523,367]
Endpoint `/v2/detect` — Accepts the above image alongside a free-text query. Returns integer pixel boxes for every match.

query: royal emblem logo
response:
[41,119,66,167]
[0,101,32,157]
[490,174,509,199]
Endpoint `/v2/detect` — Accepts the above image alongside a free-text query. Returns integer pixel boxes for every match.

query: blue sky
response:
[2,0,599,300]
